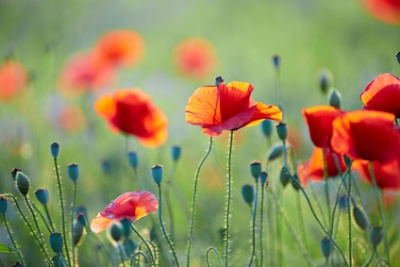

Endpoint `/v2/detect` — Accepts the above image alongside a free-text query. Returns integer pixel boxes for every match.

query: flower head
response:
[331,110,400,163]
[360,73,400,118]
[353,159,400,190]
[90,191,158,233]
[185,80,282,136]
[361,0,400,25]
[0,59,28,101]
[95,89,168,147]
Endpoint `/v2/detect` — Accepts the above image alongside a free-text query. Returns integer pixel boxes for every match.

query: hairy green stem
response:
[3,214,25,265]
[259,183,265,267]
[186,137,213,266]
[362,249,375,267]
[32,203,52,233]
[44,205,55,232]
[165,162,177,242]
[130,224,156,266]
[119,243,127,267]
[322,150,332,236]
[206,246,223,267]
[71,182,77,267]
[248,181,259,267]
[347,167,352,266]
[224,130,234,267]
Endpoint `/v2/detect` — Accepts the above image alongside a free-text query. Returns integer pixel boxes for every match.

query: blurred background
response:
[0,0,399,266]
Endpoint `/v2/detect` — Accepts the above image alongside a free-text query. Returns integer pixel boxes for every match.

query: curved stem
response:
[362,247,375,266]
[186,137,213,266]
[32,203,52,233]
[330,168,350,241]
[206,246,223,267]
[130,224,156,266]
[24,196,43,242]
[3,214,25,265]
[224,130,234,267]
[131,251,150,267]
[248,181,259,267]
[71,182,77,267]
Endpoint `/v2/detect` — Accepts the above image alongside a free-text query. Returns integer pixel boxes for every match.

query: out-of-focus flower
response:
[297,147,346,186]
[90,191,158,233]
[360,73,400,118]
[361,0,400,25]
[58,106,86,132]
[331,110,400,163]
[93,30,145,68]
[185,80,282,136]
[0,59,28,101]
[287,125,302,156]
[58,52,115,97]
[173,38,217,80]
[302,105,345,149]
[353,158,400,190]
[94,89,168,147]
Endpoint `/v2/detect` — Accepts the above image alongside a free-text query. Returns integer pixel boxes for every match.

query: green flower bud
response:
[120,218,131,237]
[260,171,268,186]
[16,171,30,196]
[123,238,138,257]
[67,163,79,183]
[171,145,182,162]
[49,232,63,254]
[110,224,122,242]
[73,221,84,246]
[276,122,287,142]
[328,88,342,109]
[34,188,49,206]
[127,152,138,170]
[50,142,60,158]
[291,173,301,191]
[353,206,368,231]
[261,119,273,138]
[0,197,8,214]
[267,143,284,162]
[151,165,163,185]
[370,226,383,248]
[280,166,291,188]
[250,161,262,181]
[320,237,333,258]
[241,184,254,207]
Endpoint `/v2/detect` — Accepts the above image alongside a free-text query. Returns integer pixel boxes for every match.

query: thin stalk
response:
[259,183,265,267]
[32,203,52,233]
[165,162,177,241]
[347,167,352,267]
[44,205,55,232]
[322,150,332,235]
[131,251,151,267]
[309,180,328,227]
[276,187,283,267]
[368,162,390,264]
[158,185,179,266]
[3,214,25,265]
[224,130,234,267]
[71,182,77,267]
[54,157,71,267]
[130,224,156,266]
[23,196,44,243]
[118,244,127,267]
[330,168,350,240]
[248,181,259,267]
[362,249,375,267]
[186,137,213,266]
[206,246,223,267]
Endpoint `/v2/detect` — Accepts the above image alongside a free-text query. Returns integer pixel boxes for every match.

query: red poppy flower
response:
[302,105,345,149]
[173,38,217,80]
[361,0,400,25]
[360,73,400,118]
[93,30,145,68]
[0,59,28,101]
[331,110,400,163]
[185,81,282,136]
[353,158,400,190]
[58,52,115,97]
[297,147,347,186]
[90,191,158,233]
[94,89,168,147]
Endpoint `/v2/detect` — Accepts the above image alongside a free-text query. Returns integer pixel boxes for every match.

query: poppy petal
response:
[246,103,283,127]
[90,213,114,233]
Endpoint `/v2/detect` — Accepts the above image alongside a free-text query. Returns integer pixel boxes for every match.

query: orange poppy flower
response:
[302,105,345,149]
[361,0,400,25]
[353,158,400,190]
[0,59,28,101]
[173,38,217,80]
[93,30,145,68]
[90,191,158,233]
[58,52,115,97]
[297,147,347,186]
[360,73,400,118]
[94,89,168,147]
[185,81,282,136]
[331,110,400,163]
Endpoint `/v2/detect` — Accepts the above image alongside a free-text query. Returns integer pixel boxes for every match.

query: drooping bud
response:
[276,122,287,142]
[267,142,284,162]
[260,171,268,186]
[215,76,224,86]
[151,165,163,185]
[120,218,131,237]
[35,188,49,206]
[353,206,368,231]
[67,163,79,183]
[261,119,273,138]
[171,145,182,162]
[370,226,383,248]
[51,254,66,267]
[76,213,86,227]
[75,206,88,220]
[241,184,254,207]
[16,171,30,195]
[50,142,60,158]
[250,161,262,181]
[291,173,301,191]
[272,54,280,69]
[0,197,8,214]
[49,232,63,254]
[328,88,342,109]
[73,221,84,246]
[110,224,122,242]
[320,237,333,258]
[127,152,138,170]
[279,166,291,188]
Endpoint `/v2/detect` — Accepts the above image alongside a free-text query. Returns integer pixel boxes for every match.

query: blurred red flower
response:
[331,110,400,163]
[93,30,145,68]
[90,191,158,233]
[173,38,217,80]
[58,52,115,97]
[353,158,400,190]
[297,147,347,186]
[94,89,168,147]
[0,59,28,101]
[360,73,400,118]
[58,106,86,133]
[302,105,345,149]
[361,0,400,25]
[185,81,282,136]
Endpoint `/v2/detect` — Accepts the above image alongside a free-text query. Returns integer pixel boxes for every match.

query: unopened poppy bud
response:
[396,51,400,64]
[16,171,30,195]
[127,152,138,169]
[11,168,21,180]
[320,236,333,258]
[51,254,65,267]
[0,197,8,214]
[353,206,368,231]
[35,188,49,206]
[261,119,273,138]
[12,262,25,267]
[276,122,287,142]
[67,163,79,183]
[320,71,329,94]
[151,165,163,185]
[215,76,224,86]
[101,159,111,174]
[260,171,268,185]
[343,155,352,167]
[250,161,262,181]
[76,213,86,227]
[328,88,342,109]
[49,232,63,253]
[171,145,182,162]
[73,221,84,246]
[280,166,291,188]
[241,184,254,207]
[370,226,383,248]
[110,224,122,242]
[338,195,348,210]
[267,143,284,161]
[75,206,88,220]
[291,174,300,191]
[272,54,280,69]
[50,142,60,158]
[123,238,138,257]
[120,218,131,237]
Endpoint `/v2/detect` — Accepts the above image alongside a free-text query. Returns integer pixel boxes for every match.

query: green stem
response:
[206,246,223,267]
[368,162,390,264]
[130,224,156,266]
[259,183,265,267]
[347,167,352,267]
[54,157,71,267]
[330,168,350,240]
[362,249,375,267]
[322,150,332,236]
[71,182,77,267]
[248,181,259,267]
[44,205,55,232]
[276,187,283,267]
[186,137,213,266]
[158,185,179,266]
[119,243,127,267]
[296,190,308,253]
[165,162,177,242]
[32,203,52,233]
[3,214,25,265]
[224,130,234,267]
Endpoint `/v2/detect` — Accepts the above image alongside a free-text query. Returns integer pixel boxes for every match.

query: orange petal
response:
[90,214,114,233]
[94,95,116,119]
[246,103,282,127]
